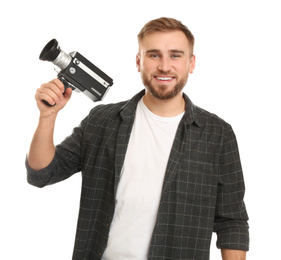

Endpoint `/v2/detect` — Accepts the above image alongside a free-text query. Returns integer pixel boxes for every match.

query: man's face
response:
[136,30,195,100]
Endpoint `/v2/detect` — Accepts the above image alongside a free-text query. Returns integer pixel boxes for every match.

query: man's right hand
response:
[35,78,72,118]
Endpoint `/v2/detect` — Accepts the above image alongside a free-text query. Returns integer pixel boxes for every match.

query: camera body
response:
[57,51,113,102]
[39,39,113,103]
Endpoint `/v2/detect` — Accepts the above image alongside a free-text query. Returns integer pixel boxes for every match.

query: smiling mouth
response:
[154,76,175,82]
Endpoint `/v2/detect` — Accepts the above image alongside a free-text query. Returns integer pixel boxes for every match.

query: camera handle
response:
[41,99,55,107]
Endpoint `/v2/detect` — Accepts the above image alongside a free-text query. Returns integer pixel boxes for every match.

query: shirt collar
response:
[120,90,201,127]
[182,93,201,127]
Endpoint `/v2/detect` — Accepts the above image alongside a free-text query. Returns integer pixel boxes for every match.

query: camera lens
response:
[39,39,72,70]
[39,39,61,62]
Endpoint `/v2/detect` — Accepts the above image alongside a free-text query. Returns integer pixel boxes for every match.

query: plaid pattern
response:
[26,90,249,260]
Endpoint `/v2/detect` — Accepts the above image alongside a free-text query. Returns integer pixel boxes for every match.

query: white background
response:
[1,0,280,259]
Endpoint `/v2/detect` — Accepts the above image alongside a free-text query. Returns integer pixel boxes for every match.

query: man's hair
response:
[138,17,195,56]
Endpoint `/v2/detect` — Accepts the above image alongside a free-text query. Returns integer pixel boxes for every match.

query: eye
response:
[150,54,159,58]
[171,54,181,58]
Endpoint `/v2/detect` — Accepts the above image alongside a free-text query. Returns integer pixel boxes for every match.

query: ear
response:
[136,54,141,72]
[189,55,196,74]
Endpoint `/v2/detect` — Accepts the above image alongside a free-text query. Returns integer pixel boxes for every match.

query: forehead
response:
[139,30,190,53]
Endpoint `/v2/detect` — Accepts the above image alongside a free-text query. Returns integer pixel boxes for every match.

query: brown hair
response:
[138,17,195,56]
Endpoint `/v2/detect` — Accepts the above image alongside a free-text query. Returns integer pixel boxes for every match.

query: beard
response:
[140,72,189,100]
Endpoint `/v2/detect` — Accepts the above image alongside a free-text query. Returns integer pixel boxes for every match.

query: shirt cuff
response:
[216,226,250,251]
[25,156,56,188]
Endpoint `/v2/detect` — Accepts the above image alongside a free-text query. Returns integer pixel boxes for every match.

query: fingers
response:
[35,79,73,118]
[36,79,65,106]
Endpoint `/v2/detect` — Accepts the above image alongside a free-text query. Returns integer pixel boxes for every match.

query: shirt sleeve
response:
[213,124,250,251]
[26,113,89,188]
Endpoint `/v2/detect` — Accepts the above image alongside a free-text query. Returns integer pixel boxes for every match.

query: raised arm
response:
[27,79,72,170]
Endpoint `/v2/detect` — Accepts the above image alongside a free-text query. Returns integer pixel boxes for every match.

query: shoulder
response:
[85,90,145,124]
[77,101,127,132]
[88,100,128,118]
[196,105,230,126]
[192,103,235,138]
[183,93,231,131]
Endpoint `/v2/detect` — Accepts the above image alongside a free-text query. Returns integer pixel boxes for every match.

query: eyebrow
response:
[146,49,185,54]
[146,49,160,54]
[170,49,185,54]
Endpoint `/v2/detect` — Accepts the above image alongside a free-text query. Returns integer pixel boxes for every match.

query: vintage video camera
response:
[39,39,113,105]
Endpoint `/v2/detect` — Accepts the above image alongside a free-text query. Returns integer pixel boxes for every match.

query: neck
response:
[143,91,185,117]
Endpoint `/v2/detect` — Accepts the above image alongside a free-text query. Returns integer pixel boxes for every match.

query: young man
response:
[26,17,249,260]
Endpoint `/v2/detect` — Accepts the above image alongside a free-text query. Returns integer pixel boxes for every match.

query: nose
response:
[157,57,171,73]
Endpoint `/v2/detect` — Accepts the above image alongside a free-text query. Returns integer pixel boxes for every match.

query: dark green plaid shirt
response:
[26,90,249,260]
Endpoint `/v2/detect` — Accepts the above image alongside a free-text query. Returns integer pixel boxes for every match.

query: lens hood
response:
[39,39,61,62]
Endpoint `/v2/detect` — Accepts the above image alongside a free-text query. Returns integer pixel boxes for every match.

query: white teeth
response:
[156,77,173,81]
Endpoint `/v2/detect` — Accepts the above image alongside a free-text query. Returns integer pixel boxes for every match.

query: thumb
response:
[64,87,73,101]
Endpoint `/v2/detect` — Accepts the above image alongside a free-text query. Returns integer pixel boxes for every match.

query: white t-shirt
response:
[102,98,184,260]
